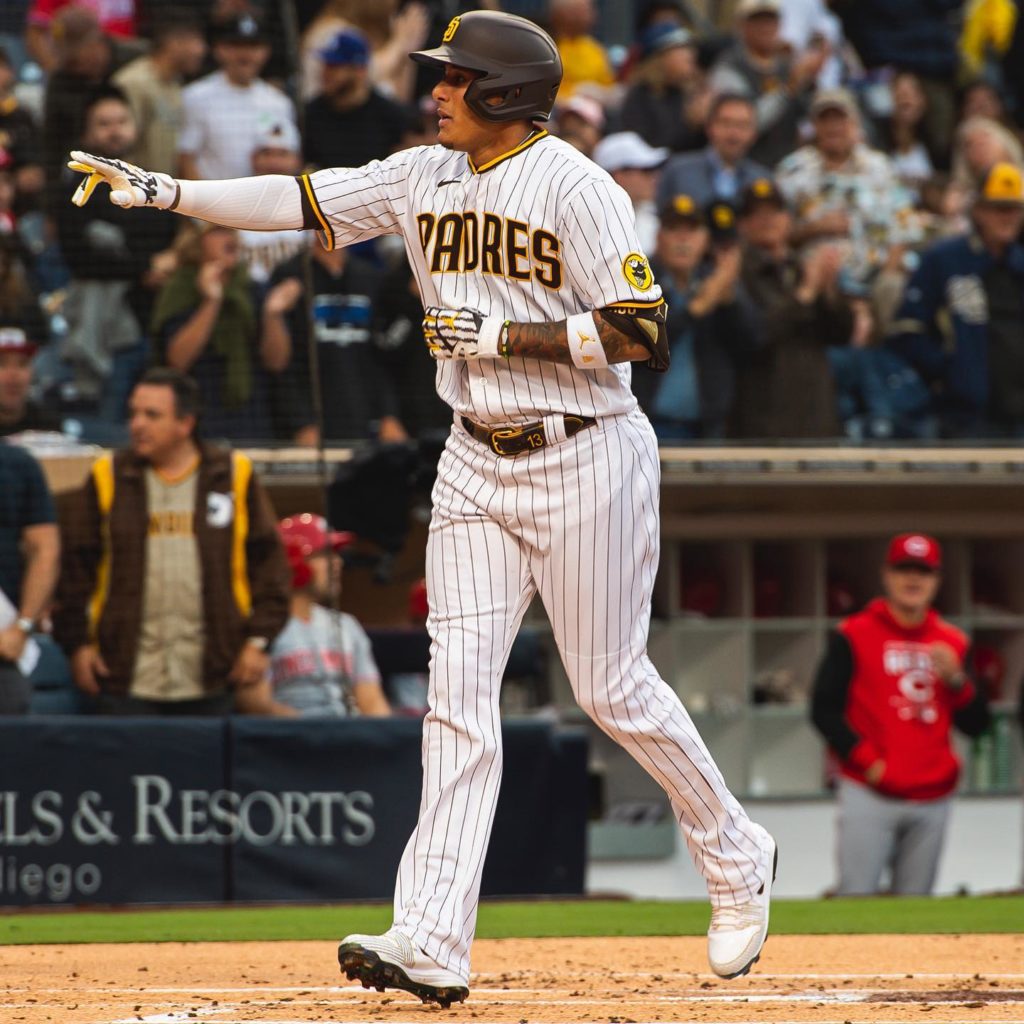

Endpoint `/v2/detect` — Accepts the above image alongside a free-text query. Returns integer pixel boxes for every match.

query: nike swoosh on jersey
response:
[437,178,461,187]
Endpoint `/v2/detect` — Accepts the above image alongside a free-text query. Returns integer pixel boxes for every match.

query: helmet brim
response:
[410,46,490,75]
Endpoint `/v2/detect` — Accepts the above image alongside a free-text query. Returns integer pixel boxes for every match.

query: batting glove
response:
[423,306,509,360]
[67,150,179,210]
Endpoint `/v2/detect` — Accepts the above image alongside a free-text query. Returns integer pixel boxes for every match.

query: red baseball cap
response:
[277,513,354,556]
[0,325,37,356]
[885,533,942,570]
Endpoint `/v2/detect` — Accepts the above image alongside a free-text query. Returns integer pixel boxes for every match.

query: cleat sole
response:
[338,943,469,1008]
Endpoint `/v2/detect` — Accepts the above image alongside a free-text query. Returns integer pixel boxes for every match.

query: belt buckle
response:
[490,424,546,456]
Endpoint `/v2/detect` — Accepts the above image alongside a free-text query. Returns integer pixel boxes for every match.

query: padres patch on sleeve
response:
[622,253,653,291]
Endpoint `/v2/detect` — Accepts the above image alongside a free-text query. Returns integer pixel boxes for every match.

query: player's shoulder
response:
[535,134,627,204]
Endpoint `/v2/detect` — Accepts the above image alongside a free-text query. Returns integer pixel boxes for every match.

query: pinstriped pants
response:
[393,410,767,980]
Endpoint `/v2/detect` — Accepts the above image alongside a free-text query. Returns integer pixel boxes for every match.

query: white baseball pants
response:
[392,410,768,980]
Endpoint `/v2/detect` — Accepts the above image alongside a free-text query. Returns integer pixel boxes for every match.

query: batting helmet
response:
[410,11,562,124]
[277,514,354,590]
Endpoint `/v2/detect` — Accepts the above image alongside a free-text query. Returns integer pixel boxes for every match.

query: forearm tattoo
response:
[503,312,648,365]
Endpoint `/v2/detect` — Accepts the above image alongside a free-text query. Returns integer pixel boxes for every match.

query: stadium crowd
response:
[0,0,1019,444]
[0,2,1022,899]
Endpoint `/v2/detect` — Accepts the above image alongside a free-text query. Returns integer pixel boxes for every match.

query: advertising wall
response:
[0,718,588,906]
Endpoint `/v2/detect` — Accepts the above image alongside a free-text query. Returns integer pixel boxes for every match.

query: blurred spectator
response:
[830,0,960,153]
[958,79,1009,126]
[261,239,383,445]
[300,0,429,105]
[779,0,843,89]
[888,162,1024,439]
[153,222,273,442]
[177,13,294,181]
[56,87,177,420]
[632,194,756,440]
[0,47,44,207]
[41,6,132,190]
[776,88,917,289]
[236,514,391,717]
[0,323,60,435]
[950,116,1023,210]
[0,439,59,714]
[27,0,139,74]
[811,533,990,895]
[303,28,411,172]
[112,7,207,175]
[710,0,826,167]
[371,257,453,443]
[239,119,307,287]
[0,232,46,333]
[551,94,605,157]
[593,132,667,255]
[549,0,615,101]
[734,178,848,438]
[876,72,940,190]
[53,367,289,715]
[657,92,770,209]
[618,23,704,152]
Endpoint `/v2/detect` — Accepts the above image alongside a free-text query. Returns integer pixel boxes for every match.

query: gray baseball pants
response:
[836,776,951,895]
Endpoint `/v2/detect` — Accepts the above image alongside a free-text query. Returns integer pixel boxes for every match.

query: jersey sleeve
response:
[559,179,663,310]
[300,149,416,251]
[348,618,382,685]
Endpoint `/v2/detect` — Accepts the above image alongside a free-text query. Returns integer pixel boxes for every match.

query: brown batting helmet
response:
[410,11,562,124]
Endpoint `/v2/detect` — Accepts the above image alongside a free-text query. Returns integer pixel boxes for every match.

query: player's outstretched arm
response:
[423,300,670,372]
[67,151,305,231]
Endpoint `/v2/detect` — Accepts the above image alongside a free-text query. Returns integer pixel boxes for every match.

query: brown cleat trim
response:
[338,943,470,1009]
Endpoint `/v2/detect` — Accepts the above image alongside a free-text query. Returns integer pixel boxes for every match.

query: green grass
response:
[1,895,1021,946]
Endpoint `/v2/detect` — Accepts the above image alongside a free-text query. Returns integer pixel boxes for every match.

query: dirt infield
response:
[3,934,1024,1024]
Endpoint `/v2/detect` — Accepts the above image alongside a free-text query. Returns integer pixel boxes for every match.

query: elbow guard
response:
[600,299,670,371]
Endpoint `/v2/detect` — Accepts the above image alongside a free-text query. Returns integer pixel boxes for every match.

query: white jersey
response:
[304,131,663,425]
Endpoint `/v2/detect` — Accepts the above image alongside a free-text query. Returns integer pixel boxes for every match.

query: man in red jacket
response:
[811,533,990,895]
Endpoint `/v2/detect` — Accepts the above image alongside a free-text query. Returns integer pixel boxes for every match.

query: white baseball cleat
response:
[706,828,778,979]
[338,929,469,1008]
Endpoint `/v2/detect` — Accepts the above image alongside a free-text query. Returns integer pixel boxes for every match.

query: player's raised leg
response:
[339,433,536,1004]
[527,411,777,978]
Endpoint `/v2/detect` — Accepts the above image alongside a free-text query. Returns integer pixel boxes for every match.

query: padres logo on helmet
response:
[622,253,653,291]
[410,10,562,123]
[442,16,460,43]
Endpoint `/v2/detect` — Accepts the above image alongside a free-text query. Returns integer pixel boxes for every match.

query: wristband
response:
[566,311,607,370]
[477,316,508,359]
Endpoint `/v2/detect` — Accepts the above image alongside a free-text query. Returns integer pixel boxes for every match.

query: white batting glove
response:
[67,150,179,210]
[423,306,508,360]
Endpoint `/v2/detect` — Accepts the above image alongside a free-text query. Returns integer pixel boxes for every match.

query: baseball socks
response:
[338,930,469,1008]
[706,826,778,978]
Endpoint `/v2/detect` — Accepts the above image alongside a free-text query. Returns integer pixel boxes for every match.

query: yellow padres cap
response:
[978,162,1024,205]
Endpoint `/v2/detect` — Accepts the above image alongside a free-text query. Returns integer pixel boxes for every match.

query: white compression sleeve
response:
[173,175,305,231]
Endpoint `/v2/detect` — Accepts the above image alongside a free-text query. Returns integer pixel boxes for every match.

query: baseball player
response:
[66,10,777,1007]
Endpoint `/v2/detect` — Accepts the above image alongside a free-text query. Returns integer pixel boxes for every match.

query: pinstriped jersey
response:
[303,131,663,425]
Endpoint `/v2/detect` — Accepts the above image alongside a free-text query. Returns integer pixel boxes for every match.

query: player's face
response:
[882,564,941,618]
[128,384,195,463]
[0,350,31,416]
[306,550,343,601]
[432,65,494,153]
